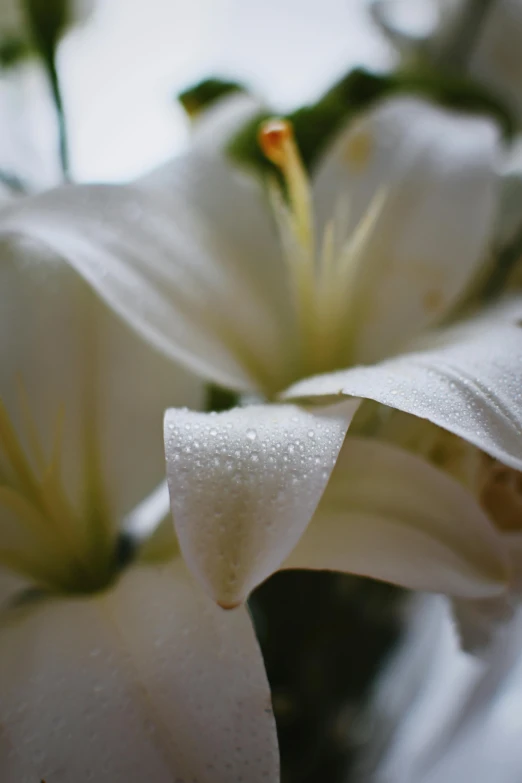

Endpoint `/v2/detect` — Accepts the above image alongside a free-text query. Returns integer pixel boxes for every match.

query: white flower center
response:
[0,379,114,594]
[259,118,387,382]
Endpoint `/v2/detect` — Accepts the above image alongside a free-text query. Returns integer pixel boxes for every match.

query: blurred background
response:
[0,0,396,183]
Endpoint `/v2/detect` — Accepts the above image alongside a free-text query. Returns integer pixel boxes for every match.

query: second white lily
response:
[0,235,278,782]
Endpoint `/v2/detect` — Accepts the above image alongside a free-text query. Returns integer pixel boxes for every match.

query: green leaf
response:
[205,383,240,413]
[23,0,71,176]
[228,67,514,179]
[178,77,246,119]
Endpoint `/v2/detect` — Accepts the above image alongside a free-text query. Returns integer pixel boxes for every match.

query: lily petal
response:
[284,437,508,598]
[164,401,358,607]
[284,318,522,471]
[312,95,501,363]
[0,559,279,783]
[0,102,291,395]
[0,238,201,570]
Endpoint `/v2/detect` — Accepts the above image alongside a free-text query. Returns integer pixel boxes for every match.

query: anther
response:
[258,119,294,168]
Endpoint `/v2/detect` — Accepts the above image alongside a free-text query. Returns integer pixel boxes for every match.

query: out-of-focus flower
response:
[0,93,518,630]
[370,0,522,124]
[367,593,522,783]
[0,237,278,782]
[364,405,522,649]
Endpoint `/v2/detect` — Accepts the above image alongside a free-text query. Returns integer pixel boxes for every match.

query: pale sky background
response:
[55,0,395,181]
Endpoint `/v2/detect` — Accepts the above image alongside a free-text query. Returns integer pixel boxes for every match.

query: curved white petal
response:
[0,559,279,783]
[414,607,522,781]
[0,96,291,394]
[0,239,202,572]
[164,401,358,607]
[142,91,284,331]
[0,186,259,392]
[284,437,508,598]
[284,319,522,471]
[312,95,501,362]
[0,726,37,783]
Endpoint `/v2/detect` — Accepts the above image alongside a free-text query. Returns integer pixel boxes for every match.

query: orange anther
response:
[258,118,294,167]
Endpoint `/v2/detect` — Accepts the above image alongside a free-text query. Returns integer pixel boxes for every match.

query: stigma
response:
[259,118,315,253]
[258,119,294,167]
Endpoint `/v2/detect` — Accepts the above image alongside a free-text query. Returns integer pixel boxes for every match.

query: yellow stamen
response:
[258,119,293,167]
[0,484,48,538]
[258,119,314,252]
[0,398,41,502]
[0,385,108,592]
[47,403,66,481]
[258,118,389,382]
[16,375,46,473]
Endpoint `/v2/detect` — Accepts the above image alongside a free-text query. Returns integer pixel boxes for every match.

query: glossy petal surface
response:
[284,319,522,471]
[313,95,500,362]
[285,437,508,598]
[0,560,279,783]
[165,401,358,606]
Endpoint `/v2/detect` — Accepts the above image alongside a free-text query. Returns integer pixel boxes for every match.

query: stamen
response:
[47,404,66,480]
[0,398,41,501]
[258,118,314,252]
[258,119,293,167]
[0,386,104,591]
[16,375,46,473]
[258,119,392,381]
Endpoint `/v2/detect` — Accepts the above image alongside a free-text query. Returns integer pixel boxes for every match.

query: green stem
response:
[23,0,71,180]
[44,43,70,180]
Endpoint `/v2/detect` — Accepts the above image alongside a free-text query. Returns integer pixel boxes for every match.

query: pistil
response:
[258,118,387,381]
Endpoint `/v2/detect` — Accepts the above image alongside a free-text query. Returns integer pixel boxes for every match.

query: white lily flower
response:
[0,241,279,782]
[0,93,515,617]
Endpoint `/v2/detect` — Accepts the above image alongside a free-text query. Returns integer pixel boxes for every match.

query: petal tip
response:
[217,599,243,611]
